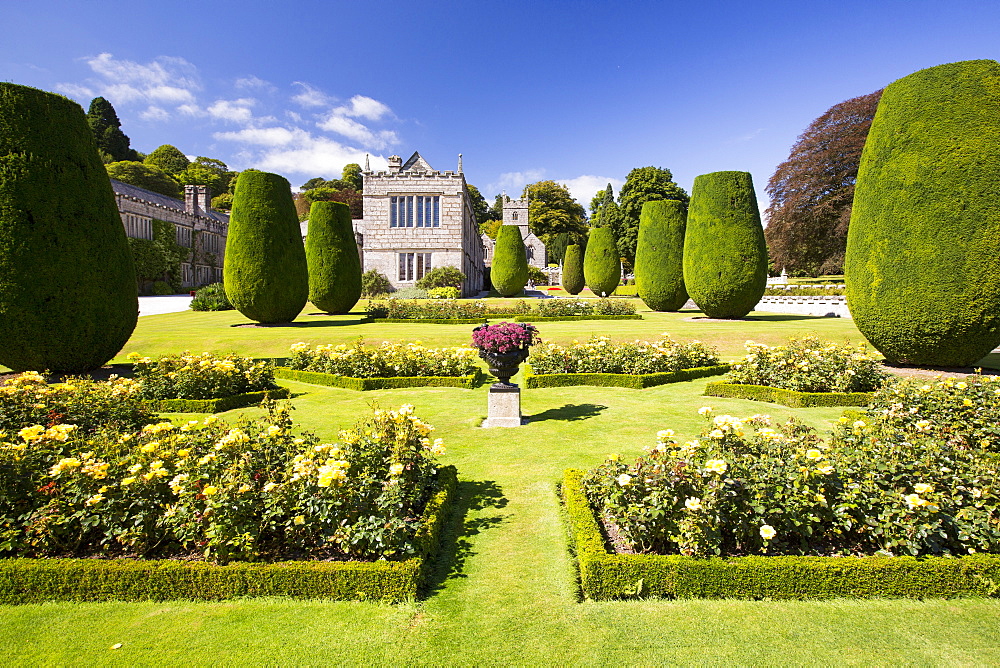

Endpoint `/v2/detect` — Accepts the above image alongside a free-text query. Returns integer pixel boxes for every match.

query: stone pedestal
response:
[482,385,524,428]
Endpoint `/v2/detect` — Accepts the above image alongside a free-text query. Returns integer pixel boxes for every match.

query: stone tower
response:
[501,195,546,268]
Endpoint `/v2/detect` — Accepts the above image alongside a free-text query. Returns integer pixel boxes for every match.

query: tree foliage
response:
[561,244,585,294]
[522,180,588,245]
[106,161,182,199]
[584,228,621,297]
[467,184,494,224]
[305,201,361,315]
[0,83,138,373]
[845,60,1000,366]
[683,171,767,319]
[224,170,308,324]
[86,97,136,163]
[635,200,688,311]
[416,266,467,290]
[491,225,529,297]
[765,89,883,276]
[178,157,237,197]
[617,167,689,268]
[144,144,190,177]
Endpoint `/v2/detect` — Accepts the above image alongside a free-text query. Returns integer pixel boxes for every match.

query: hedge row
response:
[703,381,873,407]
[274,367,479,390]
[524,364,729,389]
[0,466,457,604]
[369,317,486,324]
[513,315,643,323]
[563,469,1000,600]
[150,387,292,413]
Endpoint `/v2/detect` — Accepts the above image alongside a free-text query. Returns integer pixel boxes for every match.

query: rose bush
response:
[0,371,154,435]
[0,401,447,562]
[288,340,478,378]
[583,406,1000,558]
[128,352,278,400]
[725,335,888,392]
[529,335,719,375]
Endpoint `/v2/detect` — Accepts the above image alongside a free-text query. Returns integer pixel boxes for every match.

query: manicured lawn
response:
[4,304,1000,664]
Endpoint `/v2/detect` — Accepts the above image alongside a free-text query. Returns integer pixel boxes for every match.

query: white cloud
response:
[486,169,546,197]
[207,98,256,123]
[178,103,204,116]
[86,52,200,91]
[291,82,332,108]
[54,82,94,99]
[332,95,392,121]
[235,75,274,91]
[557,175,625,207]
[139,105,170,122]
[316,114,398,150]
[731,128,764,143]
[215,126,309,147]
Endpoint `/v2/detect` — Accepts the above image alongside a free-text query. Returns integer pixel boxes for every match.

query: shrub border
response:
[514,314,642,322]
[563,469,1000,600]
[524,364,730,389]
[148,387,291,413]
[0,466,457,604]
[704,381,873,407]
[274,367,480,390]
[368,317,487,324]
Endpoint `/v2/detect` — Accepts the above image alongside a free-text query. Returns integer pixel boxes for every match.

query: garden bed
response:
[703,381,872,407]
[274,367,480,390]
[148,387,291,413]
[513,314,642,322]
[0,466,457,604]
[525,364,729,389]
[369,317,487,324]
[562,469,1000,600]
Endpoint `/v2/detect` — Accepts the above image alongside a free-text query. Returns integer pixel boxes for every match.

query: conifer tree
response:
[0,84,138,372]
[635,200,688,311]
[86,97,136,162]
[491,225,529,297]
[224,170,308,323]
[584,227,621,297]
[561,244,585,294]
[306,201,361,314]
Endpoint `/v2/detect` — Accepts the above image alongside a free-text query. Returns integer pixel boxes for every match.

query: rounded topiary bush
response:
[683,171,767,319]
[0,83,138,373]
[635,200,688,311]
[562,244,584,295]
[845,59,1000,366]
[584,228,621,297]
[491,225,529,297]
[224,170,308,324]
[306,201,361,314]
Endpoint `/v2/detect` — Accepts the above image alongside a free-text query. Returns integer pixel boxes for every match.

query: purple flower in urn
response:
[471,322,539,355]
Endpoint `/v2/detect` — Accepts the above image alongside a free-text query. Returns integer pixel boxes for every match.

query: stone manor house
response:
[355,152,485,296]
[111,180,229,289]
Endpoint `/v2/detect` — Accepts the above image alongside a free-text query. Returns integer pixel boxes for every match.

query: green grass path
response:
[3,306,1000,665]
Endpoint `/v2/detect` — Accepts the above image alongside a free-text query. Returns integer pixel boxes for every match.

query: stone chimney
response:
[184,185,212,215]
[387,155,402,173]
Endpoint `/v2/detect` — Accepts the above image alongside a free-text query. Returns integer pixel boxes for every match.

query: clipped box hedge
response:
[704,381,873,407]
[274,367,480,390]
[149,387,291,413]
[0,466,457,604]
[563,469,1000,600]
[524,364,729,389]
[369,317,487,324]
[513,314,642,323]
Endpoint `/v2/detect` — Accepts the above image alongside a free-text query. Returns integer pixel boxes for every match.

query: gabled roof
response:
[401,151,434,173]
[109,178,229,224]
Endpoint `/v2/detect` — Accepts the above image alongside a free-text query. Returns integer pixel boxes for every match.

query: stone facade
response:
[501,197,546,268]
[480,197,547,270]
[111,180,228,288]
[359,151,484,296]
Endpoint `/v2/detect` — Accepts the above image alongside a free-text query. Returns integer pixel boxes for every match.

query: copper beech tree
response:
[764,89,882,276]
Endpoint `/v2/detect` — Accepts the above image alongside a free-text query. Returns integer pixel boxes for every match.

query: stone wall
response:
[360,164,484,296]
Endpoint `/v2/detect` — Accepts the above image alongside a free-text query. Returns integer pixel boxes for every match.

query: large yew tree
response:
[764,89,882,276]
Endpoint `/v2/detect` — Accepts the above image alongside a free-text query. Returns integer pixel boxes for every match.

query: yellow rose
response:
[202,485,219,496]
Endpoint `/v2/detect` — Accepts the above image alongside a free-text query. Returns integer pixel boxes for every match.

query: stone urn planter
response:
[477,347,530,388]
[471,322,539,427]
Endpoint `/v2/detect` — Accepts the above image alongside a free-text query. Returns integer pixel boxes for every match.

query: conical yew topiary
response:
[491,225,529,297]
[562,244,585,295]
[224,170,308,323]
[635,200,688,311]
[584,227,621,297]
[846,60,1000,366]
[0,83,138,373]
[306,201,361,314]
[683,171,767,318]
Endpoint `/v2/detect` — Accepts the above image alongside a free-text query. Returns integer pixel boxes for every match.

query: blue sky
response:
[3,1,998,212]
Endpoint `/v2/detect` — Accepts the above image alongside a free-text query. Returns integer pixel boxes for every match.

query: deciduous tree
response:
[765,89,882,276]
[522,180,588,246]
